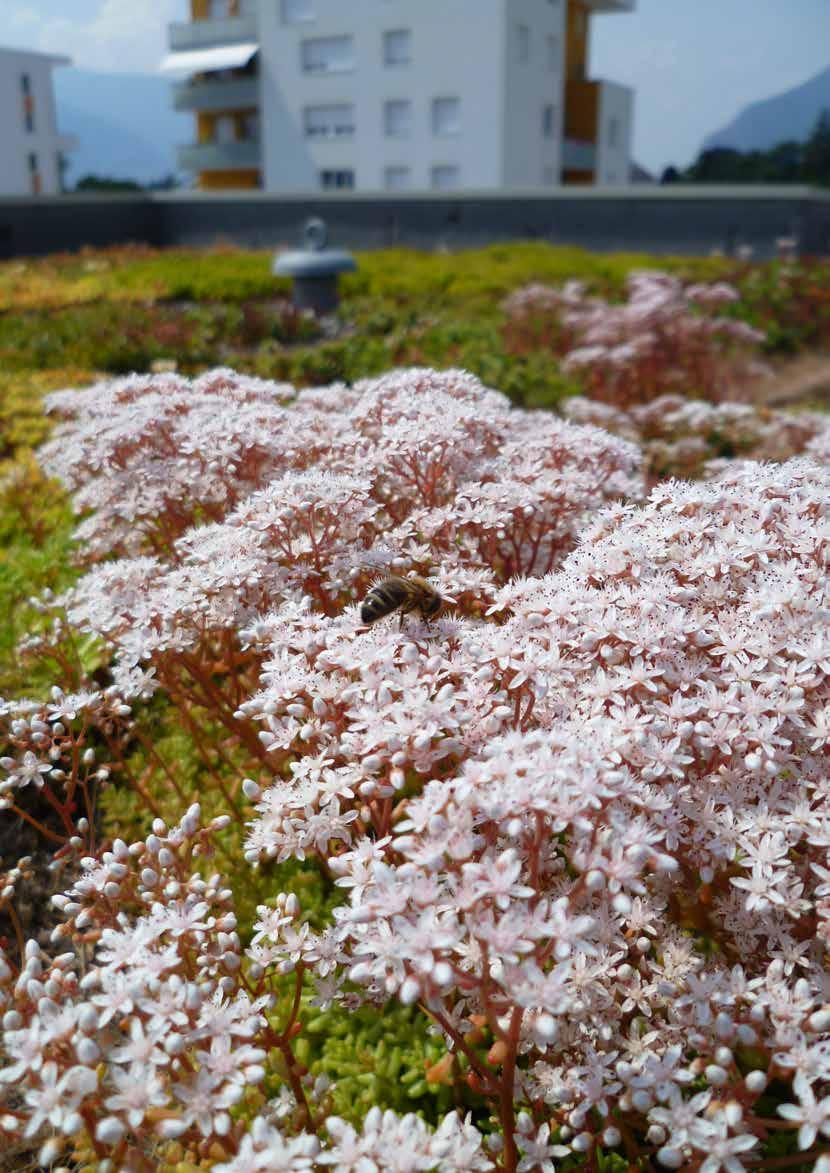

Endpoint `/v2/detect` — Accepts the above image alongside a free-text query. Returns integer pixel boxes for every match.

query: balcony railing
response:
[562,139,597,171]
[582,0,636,11]
[177,139,261,172]
[168,14,258,51]
[173,76,259,112]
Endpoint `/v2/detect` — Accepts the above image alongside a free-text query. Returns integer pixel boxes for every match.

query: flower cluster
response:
[40,368,298,560]
[236,458,830,1169]
[34,368,641,787]
[563,393,830,483]
[5,363,830,1170]
[0,804,490,1169]
[503,273,768,407]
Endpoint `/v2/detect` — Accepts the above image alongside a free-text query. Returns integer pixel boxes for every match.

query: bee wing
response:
[382,574,418,593]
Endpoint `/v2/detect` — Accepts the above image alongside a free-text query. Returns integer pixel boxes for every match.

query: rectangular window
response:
[212,114,237,144]
[542,104,557,139]
[517,24,530,63]
[320,168,355,190]
[302,35,354,74]
[384,99,412,138]
[546,34,559,71]
[385,166,411,191]
[383,29,411,66]
[304,104,355,139]
[28,152,40,195]
[282,0,314,22]
[242,111,260,140]
[431,164,459,191]
[20,73,31,96]
[608,117,620,148]
[431,96,460,137]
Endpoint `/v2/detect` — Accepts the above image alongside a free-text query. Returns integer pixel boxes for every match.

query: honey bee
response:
[360,575,443,627]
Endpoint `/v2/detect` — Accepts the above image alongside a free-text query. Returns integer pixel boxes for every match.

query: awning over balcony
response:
[159,42,258,76]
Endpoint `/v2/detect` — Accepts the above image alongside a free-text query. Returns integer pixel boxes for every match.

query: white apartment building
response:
[162,0,635,193]
[0,46,75,196]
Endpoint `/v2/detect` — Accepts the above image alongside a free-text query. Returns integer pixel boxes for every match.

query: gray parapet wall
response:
[1,186,829,260]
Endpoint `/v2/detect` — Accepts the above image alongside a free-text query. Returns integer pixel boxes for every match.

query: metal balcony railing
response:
[168,14,258,51]
[173,76,259,112]
[177,139,261,172]
[562,139,597,171]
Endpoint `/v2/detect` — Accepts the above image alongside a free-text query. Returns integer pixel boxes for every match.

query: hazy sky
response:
[5,0,830,174]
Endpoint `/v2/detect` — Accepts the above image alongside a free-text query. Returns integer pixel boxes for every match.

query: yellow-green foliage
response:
[0,369,95,697]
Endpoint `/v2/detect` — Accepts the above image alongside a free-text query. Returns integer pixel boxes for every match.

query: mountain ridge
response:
[55,68,191,186]
[702,64,830,155]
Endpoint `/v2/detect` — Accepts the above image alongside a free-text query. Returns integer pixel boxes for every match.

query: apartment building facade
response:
[0,46,76,196]
[162,0,635,193]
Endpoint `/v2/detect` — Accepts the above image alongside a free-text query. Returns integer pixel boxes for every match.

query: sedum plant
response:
[1,368,829,1170]
[502,273,768,408]
[562,393,830,484]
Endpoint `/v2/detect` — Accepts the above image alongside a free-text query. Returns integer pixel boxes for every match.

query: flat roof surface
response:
[0,44,71,66]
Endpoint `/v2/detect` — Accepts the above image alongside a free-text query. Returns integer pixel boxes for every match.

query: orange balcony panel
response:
[198,168,260,189]
[566,0,590,81]
[565,79,599,144]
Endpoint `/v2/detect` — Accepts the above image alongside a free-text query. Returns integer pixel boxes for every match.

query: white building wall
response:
[595,80,633,185]
[501,0,566,188]
[259,0,505,192]
[0,48,71,196]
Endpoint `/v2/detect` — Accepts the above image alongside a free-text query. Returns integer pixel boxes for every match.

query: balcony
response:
[168,14,257,51]
[177,138,261,172]
[582,0,636,11]
[562,139,597,171]
[173,75,259,112]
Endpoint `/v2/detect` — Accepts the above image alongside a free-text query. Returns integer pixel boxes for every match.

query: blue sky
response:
[5,0,830,173]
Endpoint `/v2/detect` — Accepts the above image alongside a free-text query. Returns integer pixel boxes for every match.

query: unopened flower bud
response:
[95,1118,125,1145]
[657,1146,684,1168]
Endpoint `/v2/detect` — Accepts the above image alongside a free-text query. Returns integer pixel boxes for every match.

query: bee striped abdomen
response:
[360,577,411,624]
[359,575,443,626]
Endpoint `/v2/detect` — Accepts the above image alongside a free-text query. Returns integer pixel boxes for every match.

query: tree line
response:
[662,109,830,186]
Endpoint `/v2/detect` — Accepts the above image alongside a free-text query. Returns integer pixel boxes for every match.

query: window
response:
[301,35,354,74]
[383,29,411,66]
[304,104,355,139]
[384,99,412,138]
[607,117,620,148]
[242,111,260,140]
[385,166,411,191]
[542,104,557,139]
[516,24,530,63]
[546,34,559,71]
[282,0,314,22]
[320,169,354,190]
[431,164,459,191]
[431,97,460,137]
[21,73,34,133]
[57,151,67,194]
[214,114,237,144]
[28,152,40,195]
